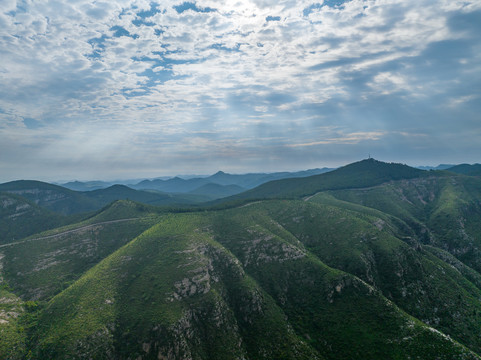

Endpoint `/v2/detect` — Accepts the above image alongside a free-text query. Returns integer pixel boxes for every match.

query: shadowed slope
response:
[0,192,68,244]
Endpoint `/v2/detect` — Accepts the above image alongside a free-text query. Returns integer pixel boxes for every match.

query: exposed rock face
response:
[5,189,67,206]
[1,194,32,219]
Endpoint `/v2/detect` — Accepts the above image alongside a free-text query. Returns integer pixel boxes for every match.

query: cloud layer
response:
[1,0,480,181]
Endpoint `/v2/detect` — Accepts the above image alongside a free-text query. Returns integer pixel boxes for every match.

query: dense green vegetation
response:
[447,164,481,176]
[1,201,163,301]
[0,180,101,215]
[0,192,74,244]
[1,160,481,359]
[131,168,333,193]
[227,158,428,200]
[188,183,245,199]
[0,181,216,216]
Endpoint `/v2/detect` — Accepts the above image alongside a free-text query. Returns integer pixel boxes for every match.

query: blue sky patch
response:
[137,3,162,18]
[88,35,108,48]
[23,117,43,129]
[86,35,109,59]
[211,43,241,52]
[324,0,347,8]
[173,2,216,14]
[132,18,156,27]
[266,16,281,22]
[303,3,322,16]
[110,26,138,38]
[303,0,347,16]
[137,68,173,89]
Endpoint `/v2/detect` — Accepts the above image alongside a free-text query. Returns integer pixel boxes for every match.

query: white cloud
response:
[0,0,480,179]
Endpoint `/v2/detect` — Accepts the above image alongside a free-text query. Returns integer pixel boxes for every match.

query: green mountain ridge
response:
[0,180,101,215]
[0,181,214,216]
[188,183,245,199]
[1,159,481,359]
[446,164,481,176]
[0,192,72,244]
[223,158,429,202]
[131,168,335,193]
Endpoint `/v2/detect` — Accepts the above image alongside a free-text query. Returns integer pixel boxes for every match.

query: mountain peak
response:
[230,159,427,200]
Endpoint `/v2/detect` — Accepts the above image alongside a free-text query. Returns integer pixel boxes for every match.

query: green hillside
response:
[2,160,481,359]
[0,200,165,359]
[1,200,163,301]
[188,183,245,199]
[83,184,213,206]
[226,158,427,201]
[30,208,479,359]
[0,192,70,244]
[0,286,26,359]
[3,201,476,358]
[270,197,481,352]
[447,164,481,176]
[0,181,214,217]
[0,180,101,215]
[326,175,481,273]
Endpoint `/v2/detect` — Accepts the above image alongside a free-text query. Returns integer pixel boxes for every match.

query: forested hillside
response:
[1,160,481,359]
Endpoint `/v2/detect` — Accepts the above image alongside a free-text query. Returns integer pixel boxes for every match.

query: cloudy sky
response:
[1,0,480,181]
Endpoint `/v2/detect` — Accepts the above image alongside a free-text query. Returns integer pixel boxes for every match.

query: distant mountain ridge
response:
[222,158,429,202]
[416,164,455,170]
[130,168,335,193]
[446,163,481,176]
[59,168,335,193]
[187,183,245,199]
[0,180,100,215]
[415,163,481,174]
[0,181,214,215]
[0,161,445,215]
[59,180,118,191]
[0,168,334,215]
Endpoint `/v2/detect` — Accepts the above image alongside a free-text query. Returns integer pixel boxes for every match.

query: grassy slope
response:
[0,200,165,359]
[35,213,321,360]
[0,250,26,359]
[0,287,26,360]
[31,205,479,359]
[1,200,163,301]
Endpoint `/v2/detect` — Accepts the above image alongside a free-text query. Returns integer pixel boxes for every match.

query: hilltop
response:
[221,158,428,202]
[446,163,481,176]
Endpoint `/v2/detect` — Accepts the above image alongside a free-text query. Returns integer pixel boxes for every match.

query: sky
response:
[1,0,480,182]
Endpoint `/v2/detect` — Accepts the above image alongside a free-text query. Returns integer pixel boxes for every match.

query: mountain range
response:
[1,159,481,359]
